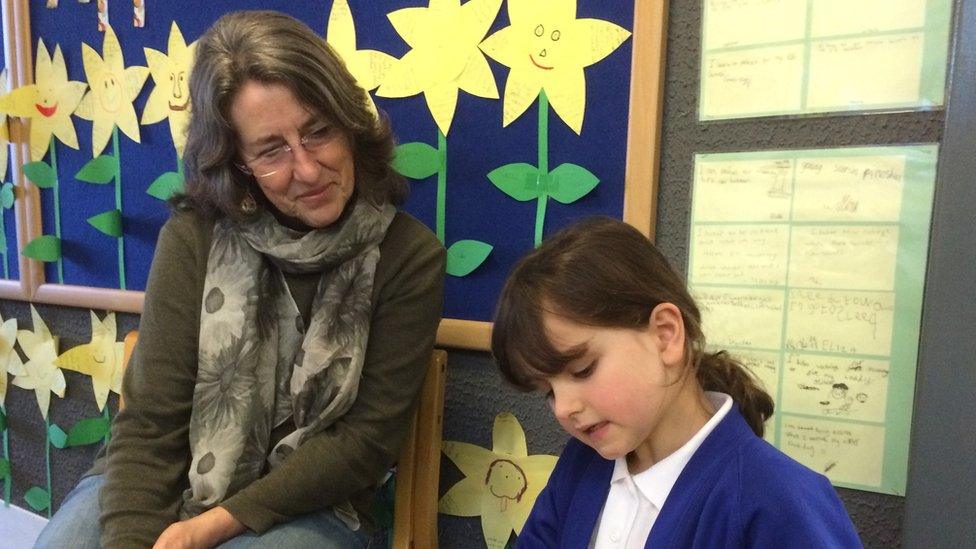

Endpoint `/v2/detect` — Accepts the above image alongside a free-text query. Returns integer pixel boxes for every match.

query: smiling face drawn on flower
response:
[528,21,563,71]
[484,458,528,512]
[34,87,58,118]
[96,72,122,113]
[168,69,189,111]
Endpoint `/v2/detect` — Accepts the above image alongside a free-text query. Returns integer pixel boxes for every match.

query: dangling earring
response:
[240,190,258,215]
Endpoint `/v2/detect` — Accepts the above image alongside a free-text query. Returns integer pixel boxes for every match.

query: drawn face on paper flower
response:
[485,458,527,511]
[480,0,631,134]
[75,24,149,156]
[527,21,565,71]
[143,22,195,156]
[168,70,189,111]
[95,73,123,113]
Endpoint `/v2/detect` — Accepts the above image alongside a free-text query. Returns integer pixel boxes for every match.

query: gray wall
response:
[3,1,973,547]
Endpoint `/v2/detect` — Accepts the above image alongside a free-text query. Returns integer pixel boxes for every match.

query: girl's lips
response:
[583,421,609,440]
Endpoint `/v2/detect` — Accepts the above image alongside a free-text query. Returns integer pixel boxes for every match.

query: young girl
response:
[492,217,861,548]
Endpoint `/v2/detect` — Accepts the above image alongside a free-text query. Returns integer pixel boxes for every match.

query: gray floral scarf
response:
[180,200,395,519]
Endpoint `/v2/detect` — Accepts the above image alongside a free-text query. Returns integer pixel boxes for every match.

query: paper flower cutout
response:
[439,412,557,549]
[377,0,501,135]
[325,0,394,115]
[74,25,149,157]
[55,311,123,412]
[0,41,87,161]
[11,306,64,420]
[480,0,630,134]
[0,314,21,407]
[142,22,195,156]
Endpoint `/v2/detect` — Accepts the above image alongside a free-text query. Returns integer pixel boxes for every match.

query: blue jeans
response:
[34,474,371,548]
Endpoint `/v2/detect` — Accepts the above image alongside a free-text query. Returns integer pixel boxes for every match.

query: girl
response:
[492,217,861,548]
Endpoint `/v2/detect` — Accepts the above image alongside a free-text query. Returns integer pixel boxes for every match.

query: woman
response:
[36,11,445,548]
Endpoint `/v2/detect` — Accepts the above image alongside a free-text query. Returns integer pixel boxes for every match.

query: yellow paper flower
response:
[74,25,149,157]
[10,306,65,420]
[54,311,124,412]
[142,22,195,157]
[0,41,87,161]
[480,0,630,134]
[439,412,557,549]
[0,314,21,407]
[325,0,394,116]
[376,0,501,135]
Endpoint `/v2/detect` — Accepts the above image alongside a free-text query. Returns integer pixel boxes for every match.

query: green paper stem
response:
[436,129,447,244]
[49,137,64,284]
[177,152,184,180]
[2,406,10,507]
[103,407,110,445]
[112,127,126,290]
[44,416,52,518]
[535,91,550,248]
[1,206,7,280]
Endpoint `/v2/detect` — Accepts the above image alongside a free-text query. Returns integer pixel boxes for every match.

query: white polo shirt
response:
[589,392,733,549]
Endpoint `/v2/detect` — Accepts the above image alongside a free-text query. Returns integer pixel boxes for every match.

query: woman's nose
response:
[290,144,321,182]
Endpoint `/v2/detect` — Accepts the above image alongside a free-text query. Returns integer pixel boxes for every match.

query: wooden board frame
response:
[1,0,668,351]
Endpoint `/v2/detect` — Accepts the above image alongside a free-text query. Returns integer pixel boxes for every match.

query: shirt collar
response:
[609,392,733,510]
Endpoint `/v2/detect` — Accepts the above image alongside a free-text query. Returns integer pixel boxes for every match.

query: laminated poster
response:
[688,144,937,494]
[699,0,952,120]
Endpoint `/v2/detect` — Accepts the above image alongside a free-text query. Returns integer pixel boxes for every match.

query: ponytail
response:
[695,351,774,437]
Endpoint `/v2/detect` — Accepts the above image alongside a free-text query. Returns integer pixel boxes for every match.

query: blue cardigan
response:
[518,406,862,548]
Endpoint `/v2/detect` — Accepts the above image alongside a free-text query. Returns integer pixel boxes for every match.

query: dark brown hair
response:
[491,217,774,436]
[174,10,406,220]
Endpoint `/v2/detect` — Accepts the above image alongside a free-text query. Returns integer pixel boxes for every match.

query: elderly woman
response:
[35,11,444,549]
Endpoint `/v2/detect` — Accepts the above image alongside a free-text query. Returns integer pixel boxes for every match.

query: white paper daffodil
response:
[439,412,557,548]
[11,306,64,420]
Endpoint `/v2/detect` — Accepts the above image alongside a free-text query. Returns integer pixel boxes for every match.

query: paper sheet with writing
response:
[699,0,951,120]
[688,145,936,494]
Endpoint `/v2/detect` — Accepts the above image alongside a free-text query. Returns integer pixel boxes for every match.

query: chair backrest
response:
[121,333,446,548]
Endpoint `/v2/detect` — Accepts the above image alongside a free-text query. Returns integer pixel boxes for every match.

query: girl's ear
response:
[647,303,685,367]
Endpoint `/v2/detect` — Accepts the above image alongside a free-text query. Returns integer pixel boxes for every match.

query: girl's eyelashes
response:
[571,360,596,379]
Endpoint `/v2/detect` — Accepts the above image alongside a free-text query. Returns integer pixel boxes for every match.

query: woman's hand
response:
[153,506,246,549]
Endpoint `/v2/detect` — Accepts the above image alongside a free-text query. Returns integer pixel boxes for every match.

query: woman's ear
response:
[647,303,685,366]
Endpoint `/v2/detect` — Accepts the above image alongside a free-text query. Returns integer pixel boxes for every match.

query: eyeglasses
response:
[237,123,337,179]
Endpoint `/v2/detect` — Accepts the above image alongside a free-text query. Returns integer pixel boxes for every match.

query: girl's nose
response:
[550,385,582,422]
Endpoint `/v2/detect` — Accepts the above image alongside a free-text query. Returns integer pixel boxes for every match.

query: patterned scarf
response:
[180,200,395,518]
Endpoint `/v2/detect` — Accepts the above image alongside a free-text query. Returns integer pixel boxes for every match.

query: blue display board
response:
[22,0,637,324]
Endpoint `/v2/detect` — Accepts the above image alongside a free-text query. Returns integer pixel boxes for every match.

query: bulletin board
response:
[0,0,666,350]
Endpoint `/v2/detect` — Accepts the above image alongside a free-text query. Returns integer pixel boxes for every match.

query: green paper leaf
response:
[22,235,61,262]
[446,240,493,277]
[24,487,50,512]
[0,183,15,209]
[0,458,9,478]
[66,417,111,447]
[0,408,6,432]
[48,424,68,449]
[75,155,118,184]
[87,209,123,237]
[488,163,540,202]
[393,142,439,179]
[548,163,600,204]
[147,171,184,201]
[22,161,56,189]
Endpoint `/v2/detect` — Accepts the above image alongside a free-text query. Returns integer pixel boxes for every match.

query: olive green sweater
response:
[89,210,445,548]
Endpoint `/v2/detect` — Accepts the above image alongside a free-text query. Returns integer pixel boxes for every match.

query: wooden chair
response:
[121,333,447,548]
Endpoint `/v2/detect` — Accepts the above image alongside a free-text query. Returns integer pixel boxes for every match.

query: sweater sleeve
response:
[98,213,210,548]
[220,215,446,533]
